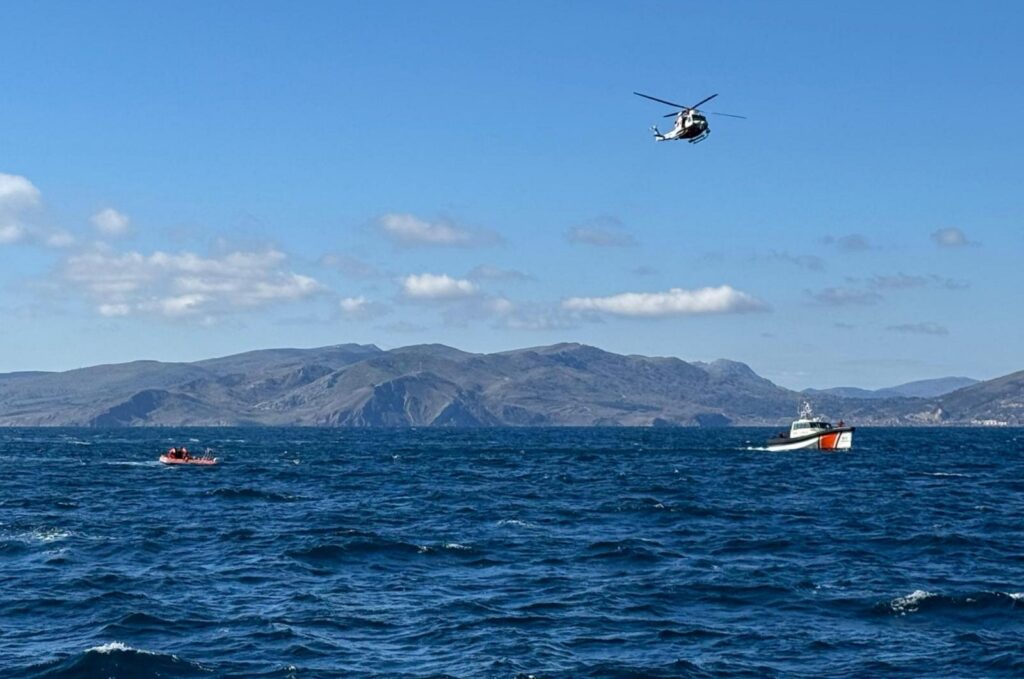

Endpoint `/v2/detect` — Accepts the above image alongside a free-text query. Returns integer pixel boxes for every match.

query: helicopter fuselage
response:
[657,112,709,143]
[634,91,743,145]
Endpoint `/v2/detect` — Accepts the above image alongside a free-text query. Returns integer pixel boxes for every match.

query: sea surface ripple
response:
[2,427,1024,677]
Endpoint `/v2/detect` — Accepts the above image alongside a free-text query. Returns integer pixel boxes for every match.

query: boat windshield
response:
[793,420,832,431]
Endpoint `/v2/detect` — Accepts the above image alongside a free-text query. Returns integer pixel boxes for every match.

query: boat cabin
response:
[790,418,833,438]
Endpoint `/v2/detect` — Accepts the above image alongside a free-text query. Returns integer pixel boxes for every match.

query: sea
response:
[2,427,1023,678]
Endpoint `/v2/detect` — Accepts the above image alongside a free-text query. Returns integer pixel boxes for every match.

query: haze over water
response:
[3,427,1024,677]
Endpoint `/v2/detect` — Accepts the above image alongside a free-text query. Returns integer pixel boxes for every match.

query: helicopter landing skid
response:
[689,131,710,144]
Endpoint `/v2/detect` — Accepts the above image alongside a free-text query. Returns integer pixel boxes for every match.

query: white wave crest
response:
[443,542,472,551]
[497,519,535,528]
[18,528,73,543]
[86,641,157,655]
[890,589,936,614]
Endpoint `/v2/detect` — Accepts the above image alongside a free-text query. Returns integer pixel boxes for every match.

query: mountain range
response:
[0,343,1019,427]
[802,376,979,400]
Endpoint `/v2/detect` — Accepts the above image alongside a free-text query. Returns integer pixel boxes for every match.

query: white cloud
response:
[98,303,131,317]
[0,223,26,244]
[376,213,499,247]
[61,247,324,318]
[44,230,76,248]
[400,273,478,300]
[340,296,368,313]
[566,216,636,247]
[563,285,765,317]
[152,294,206,317]
[487,297,515,315]
[931,227,976,248]
[0,173,41,210]
[338,295,389,320]
[90,208,131,236]
[437,294,518,327]
[476,298,580,331]
[0,174,42,246]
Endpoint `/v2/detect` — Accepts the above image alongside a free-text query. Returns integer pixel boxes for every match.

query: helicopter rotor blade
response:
[663,111,682,118]
[633,92,690,110]
[709,111,747,119]
[689,93,719,110]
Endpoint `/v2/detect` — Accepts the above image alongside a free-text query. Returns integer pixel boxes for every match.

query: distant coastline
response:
[0,343,1019,427]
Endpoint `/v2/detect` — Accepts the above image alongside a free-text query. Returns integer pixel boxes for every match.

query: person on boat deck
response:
[180,446,190,460]
[167,447,179,459]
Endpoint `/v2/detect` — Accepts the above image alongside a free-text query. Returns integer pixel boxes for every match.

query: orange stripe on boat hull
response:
[818,433,840,450]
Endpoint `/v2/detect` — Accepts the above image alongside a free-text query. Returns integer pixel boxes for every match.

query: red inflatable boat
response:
[159,454,219,466]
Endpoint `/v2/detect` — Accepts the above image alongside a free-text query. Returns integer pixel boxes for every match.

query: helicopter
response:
[633,92,745,144]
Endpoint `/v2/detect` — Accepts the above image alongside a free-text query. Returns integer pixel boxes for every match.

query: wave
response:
[657,627,730,640]
[99,611,205,636]
[99,460,161,467]
[286,536,483,566]
[573,658,713,678]
[4,528,74,544]
[8,427,1024,677]
[603,496,671,512]
[583,538,667,562]
[441,542,473,551]
[497,518,537,529]
[287,538,426,563]
[21,642,211,678]
[880,589,1024,617]
[206,487,299,502]
[297,525,378,538]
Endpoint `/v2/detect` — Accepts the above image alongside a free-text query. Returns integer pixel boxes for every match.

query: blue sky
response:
[1,1,1021,388]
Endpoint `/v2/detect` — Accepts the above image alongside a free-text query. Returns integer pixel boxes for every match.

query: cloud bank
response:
[90,208,131,236]
[400,273,478,299]
[338,295,390,320]
[62,247,323,318]
[377,213,499,247]
[0,173,41,211]
[563,285,765,317]
[0,173,42,244]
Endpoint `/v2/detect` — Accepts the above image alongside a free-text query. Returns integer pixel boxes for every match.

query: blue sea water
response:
[2,427,1024,678]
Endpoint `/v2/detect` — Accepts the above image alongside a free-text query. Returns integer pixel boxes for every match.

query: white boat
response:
[765,403,854,451]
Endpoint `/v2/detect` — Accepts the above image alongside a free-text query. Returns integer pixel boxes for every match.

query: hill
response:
[0,344,1018,427]
[804,376,979,400]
